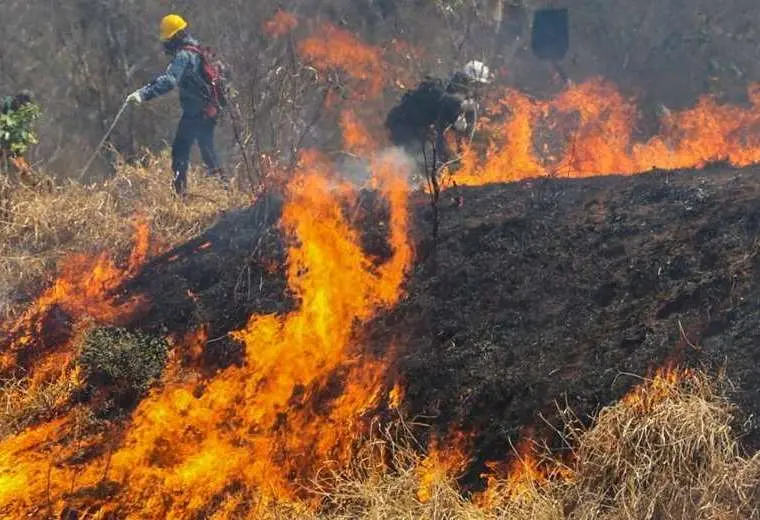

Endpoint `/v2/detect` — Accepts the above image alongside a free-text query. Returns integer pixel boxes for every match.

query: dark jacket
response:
[139,35,208,116]
[385,73,478,148]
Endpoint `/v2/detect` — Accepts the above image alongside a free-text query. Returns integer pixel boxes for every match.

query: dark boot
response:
[173,170,187,197]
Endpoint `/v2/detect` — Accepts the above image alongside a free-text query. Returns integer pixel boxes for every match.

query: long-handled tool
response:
[79,100,130,180]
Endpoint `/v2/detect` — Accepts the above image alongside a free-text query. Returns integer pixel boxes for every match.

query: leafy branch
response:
[1,102,42,157]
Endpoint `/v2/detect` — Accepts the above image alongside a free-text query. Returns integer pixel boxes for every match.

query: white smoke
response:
[334,146,424,190]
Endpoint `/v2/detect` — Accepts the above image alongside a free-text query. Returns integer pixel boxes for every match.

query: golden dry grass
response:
[0,368,83,438]
[283,370,760,520]
[0,152,250,318]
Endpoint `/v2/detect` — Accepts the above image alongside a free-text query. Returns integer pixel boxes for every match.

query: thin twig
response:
[678,320,701,351]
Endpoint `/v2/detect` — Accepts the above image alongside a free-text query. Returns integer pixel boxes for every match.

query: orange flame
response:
[263,10,299,38]
[474,429,579,509]
[0,218,150,380]
[340,110,376,156]
[0,160,412,517]
[299,23,386,98]
[388,381,404,409]
[416,430,472,503]
[622,363,693,414]
[502,438,550,497]
[453,78,760,185]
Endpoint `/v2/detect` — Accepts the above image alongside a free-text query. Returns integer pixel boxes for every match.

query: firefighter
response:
[126,14,225,196]
[385,60,492,166]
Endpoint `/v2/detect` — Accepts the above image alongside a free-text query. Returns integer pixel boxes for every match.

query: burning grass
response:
[302,369,760,520]
[0,152,249,318]
[451,79,760,186]
[0,151,415,518]
[3,353,758,518]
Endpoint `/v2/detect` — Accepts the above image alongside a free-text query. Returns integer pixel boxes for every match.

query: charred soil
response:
[395,165,760,475]
[123,165,760,478]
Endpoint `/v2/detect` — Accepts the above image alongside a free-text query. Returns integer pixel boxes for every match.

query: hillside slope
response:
[393,165,760,466]
[123,164,760,464]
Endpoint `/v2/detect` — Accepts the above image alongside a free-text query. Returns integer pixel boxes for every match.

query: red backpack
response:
[182,44,230,118]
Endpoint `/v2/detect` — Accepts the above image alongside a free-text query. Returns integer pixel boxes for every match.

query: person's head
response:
[159,14,188,54]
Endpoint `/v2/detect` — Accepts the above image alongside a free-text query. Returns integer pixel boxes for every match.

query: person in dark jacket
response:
[385,60,491,166]
[126,14,224,196]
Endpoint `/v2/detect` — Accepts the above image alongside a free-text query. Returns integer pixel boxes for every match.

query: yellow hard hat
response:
[160,14,188,41]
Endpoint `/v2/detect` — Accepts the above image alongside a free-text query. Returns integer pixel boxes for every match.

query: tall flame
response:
[0,161,411,517]
[447,78,760,185]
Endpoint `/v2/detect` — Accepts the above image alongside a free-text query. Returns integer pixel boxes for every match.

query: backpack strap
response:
[180,44,202,55]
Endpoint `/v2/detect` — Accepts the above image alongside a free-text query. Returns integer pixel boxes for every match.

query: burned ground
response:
[121,165,760,479]
[393,166,760,473]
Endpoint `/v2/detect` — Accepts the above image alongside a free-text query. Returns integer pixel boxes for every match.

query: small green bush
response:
[0,100,42,157]
[78,327,168,395]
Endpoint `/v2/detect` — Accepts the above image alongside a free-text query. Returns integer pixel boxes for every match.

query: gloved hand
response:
[126,90,143,105]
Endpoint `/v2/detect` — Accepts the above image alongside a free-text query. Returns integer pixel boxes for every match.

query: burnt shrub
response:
[77,327,168,410]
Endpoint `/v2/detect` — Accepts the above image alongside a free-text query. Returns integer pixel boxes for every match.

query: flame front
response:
[0,162,411,517]
[416,431,471,503]
[453,78,760,185]
[622,364,693,414]
[0,218,150,385]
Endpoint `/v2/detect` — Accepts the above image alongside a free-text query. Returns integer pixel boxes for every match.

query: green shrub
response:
[78,327,168,395]
[0,99,42,157]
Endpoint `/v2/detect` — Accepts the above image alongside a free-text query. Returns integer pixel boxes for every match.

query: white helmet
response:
[463,60,491,84]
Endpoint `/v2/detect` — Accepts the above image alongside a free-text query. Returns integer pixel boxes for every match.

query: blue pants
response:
[171,113,221,194]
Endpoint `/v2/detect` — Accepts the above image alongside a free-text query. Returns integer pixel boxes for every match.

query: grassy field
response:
[0,153,249,319]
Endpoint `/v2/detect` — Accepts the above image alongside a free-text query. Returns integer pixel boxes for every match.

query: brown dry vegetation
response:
[0,155,247,318]
[263,370,760,519]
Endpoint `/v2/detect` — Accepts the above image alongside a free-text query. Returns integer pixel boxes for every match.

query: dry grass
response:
[0,155,248,432]
[0,151,250,318]
[281,370,760,520]
[0,368,83,438]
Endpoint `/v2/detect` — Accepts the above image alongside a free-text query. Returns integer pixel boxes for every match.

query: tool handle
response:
[79,101,129,180]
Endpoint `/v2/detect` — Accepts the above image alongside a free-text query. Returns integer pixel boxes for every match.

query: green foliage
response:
[0,101,42,156]
[78,327,168,395]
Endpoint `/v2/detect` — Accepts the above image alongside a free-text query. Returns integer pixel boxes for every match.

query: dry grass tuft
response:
[291,370,760,520]
[0,152,250,317]
[0,367,83,438]
[315,427,482,520]
[553,370,760,520]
